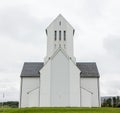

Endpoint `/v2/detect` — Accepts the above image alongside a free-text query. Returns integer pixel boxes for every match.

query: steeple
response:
[45,14,76,63]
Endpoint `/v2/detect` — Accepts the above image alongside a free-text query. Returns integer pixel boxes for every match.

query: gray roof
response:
[21,62,99,78]
[20,62,43,77]
[76,62,99,78]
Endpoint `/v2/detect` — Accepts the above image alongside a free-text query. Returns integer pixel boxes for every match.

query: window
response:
[59,21,61,26]
[59,31,61,41]
[54,31,57,41]
[45,29,48,35]
[73,30,75,35]
[64,31,66,41]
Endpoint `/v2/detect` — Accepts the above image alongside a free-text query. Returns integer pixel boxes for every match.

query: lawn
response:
[0,107,120,113]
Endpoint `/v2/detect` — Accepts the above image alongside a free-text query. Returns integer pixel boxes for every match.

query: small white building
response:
[20,14,100,108]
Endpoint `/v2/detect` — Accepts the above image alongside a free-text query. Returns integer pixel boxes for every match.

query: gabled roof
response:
[21,62,99,78]
[76,62,100,78]
[46,14,74,30]
[44,47,76,67]
[20,62,43,77]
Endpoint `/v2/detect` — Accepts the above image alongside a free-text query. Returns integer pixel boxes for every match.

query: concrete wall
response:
[41,50,81,107]
[69,60,80,107]
[81,88,92,107]
[20,77,39,107]
[40,60,51,107]
[28,88,39,107]
[81,78,100,107]
[51,51,69,107]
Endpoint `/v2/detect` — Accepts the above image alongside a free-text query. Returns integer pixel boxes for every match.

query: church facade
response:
[20,15,100,107]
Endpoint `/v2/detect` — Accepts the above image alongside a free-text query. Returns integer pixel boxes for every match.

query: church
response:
[20,14,100,107]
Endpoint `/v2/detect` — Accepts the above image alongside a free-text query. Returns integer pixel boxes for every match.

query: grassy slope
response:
[0,107,120,113]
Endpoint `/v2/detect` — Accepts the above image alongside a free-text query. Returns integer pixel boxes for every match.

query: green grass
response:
[0,107,120,113]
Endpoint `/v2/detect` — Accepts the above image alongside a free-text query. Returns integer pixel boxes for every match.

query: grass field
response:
[0,107,120,113]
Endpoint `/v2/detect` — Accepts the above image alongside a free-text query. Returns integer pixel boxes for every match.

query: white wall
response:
[51,51,69,107]
[69,60,80,107]
[40,60,51,107]
[28,88,39,107]
[41,50,82,107]
[81,78,100,107]
[81,88,92,107]
[20,77,39,107]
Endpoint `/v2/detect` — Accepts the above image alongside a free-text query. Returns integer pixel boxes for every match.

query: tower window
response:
[59,21,61,26]
[54,31,57,41]
[59,31,61,41]
[45,29,48,35]
[73,30,75,35]
[64,31,66,41]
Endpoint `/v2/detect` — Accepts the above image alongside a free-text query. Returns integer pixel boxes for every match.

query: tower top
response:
[46,14,75,32]
[45,14,76,63]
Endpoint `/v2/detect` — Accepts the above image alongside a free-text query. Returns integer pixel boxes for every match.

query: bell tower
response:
[44,14,76,63]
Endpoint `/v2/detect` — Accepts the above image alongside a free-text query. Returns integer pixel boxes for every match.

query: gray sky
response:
[0,0,120,101]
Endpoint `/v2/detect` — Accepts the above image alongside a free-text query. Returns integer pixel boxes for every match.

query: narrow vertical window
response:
[64,31,66,41]
[59,31,61,41]
[59,21,61,26]
[54,31,57,41]
[73,30,75,35]
[46,29,48,35]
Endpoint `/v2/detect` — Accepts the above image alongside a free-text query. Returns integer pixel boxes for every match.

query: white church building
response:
[20,14,100,108]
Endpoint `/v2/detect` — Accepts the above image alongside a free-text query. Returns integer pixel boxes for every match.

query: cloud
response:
[101,73,120,96]
[0,72,20,102]
[0,6,47,102]
[103,35,120,58]
[0,7,48,45]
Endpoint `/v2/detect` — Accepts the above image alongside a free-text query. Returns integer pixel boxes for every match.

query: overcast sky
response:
[0,0,120,101]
